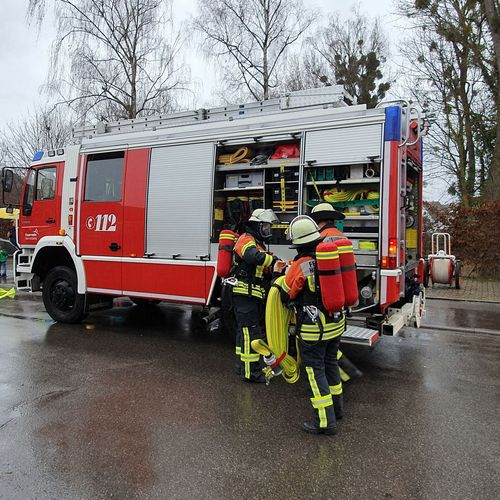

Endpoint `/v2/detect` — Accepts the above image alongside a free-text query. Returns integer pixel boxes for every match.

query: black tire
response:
[423,260,430,288]
[454,260,462,289]
[42,266,86,323]
[130,297,161,306]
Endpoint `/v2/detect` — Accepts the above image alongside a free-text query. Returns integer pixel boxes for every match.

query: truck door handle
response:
[46,218,56,223]
[109,242,121,251]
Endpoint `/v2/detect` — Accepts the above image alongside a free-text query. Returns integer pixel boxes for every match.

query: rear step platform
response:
[341,325,380,346]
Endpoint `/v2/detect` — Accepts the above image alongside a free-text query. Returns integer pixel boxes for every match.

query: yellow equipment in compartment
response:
[217,147,253,164]
[272,160,298,212]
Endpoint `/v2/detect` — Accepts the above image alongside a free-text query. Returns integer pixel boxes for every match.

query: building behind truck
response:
[1,86,426,345]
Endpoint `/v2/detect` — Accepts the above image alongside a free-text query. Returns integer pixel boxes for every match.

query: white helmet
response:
[248,208,279,241]
[287,215,321,247]
[248,208,279,224]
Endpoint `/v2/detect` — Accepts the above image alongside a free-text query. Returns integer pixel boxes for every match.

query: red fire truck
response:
[2,86,426,345]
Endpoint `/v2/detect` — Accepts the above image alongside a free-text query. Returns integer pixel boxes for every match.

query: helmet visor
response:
[259,222,272,240]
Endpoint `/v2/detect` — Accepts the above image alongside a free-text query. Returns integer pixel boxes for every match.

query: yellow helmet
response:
[287,215,321,247]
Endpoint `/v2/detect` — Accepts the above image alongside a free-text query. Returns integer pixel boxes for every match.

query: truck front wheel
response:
[42,266,86,323]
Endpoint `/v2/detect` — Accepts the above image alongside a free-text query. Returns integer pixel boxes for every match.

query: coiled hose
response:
[0,287,15,299]
[324,189,379,203]
[251,276,300,384]
[324,189,380,213]
[218,147,253,164]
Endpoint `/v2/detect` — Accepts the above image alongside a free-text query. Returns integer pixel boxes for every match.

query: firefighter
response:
[310,202,345,238]
[280,215,345,434]
[310,202,363,383]
[232,208,282,383]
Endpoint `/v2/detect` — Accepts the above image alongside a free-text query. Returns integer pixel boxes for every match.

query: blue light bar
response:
[384,106,401,142]
[33,151,44,161]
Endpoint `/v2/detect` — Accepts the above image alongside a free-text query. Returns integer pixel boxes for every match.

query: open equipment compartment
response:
[301,124,384,312]
[212,139,301,246]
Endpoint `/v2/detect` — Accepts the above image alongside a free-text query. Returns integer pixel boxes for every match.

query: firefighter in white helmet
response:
[276,215,344,434]
[231,208,285,383]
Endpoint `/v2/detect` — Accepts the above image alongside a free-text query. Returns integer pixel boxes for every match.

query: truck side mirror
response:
[2,168,13,193]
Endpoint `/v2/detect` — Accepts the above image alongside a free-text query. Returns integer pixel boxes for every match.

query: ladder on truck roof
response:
[73,86,355,140]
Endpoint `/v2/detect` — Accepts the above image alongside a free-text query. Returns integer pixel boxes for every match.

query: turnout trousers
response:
[300,336,343,428]
[233,295,265,380]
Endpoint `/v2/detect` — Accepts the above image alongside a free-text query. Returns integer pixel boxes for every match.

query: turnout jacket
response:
[280,252,345,341]
[232,229,274,300]
[320,224,344,239]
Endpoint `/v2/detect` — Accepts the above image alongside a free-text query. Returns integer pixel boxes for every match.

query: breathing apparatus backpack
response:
[315,238,359,313]
[332,238,359,307]
[216,230,239,278]
[315,240,345,314]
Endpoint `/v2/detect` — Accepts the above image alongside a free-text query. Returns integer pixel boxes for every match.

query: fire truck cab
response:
[3,86,426,344]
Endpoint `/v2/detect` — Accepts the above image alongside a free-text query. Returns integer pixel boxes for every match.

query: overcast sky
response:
[1,0,445,200]
[0,0,398,128]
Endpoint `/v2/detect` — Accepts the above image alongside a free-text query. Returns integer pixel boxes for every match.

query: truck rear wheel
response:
[42,266,86,323]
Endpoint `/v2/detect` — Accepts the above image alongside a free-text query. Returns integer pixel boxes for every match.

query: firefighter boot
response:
[302,420,337,436]
[302,391,337,435]
[333,394,344,420]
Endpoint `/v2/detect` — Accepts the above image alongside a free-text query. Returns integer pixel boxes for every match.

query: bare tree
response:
[27,0,188,122]
[284,6,391,108]
[398,0,494,207]
[284,51,325,92]
[0,106,73,203]
[193,0,315,102]
[480,0,500,199]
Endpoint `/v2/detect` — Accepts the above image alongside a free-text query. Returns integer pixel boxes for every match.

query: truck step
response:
[342,325,380,346]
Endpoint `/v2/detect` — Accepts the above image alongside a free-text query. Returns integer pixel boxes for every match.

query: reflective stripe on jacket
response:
[281,255,345,340]
[232,232,273,299]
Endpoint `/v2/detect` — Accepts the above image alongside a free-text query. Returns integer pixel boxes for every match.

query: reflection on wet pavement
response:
[423,299,500,331]
[0,296,499,499]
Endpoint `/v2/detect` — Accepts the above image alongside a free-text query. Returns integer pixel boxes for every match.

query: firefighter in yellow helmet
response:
[231,208,283,383]
[310,202,363,383]
[279,215,344,434]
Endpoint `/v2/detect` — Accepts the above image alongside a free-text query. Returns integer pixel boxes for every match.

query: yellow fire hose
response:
[0,288,15,299]
[251,276,300,383]
[218,147,253,164]
[251,276,361,385]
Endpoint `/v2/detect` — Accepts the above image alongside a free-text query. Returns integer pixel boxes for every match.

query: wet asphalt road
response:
[0,291,499,499]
